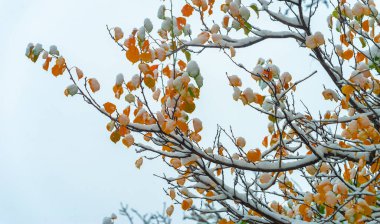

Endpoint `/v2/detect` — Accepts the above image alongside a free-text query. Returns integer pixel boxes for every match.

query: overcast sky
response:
[0,0,335,223]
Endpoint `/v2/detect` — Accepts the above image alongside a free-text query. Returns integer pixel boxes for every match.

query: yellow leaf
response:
[341,85,354,97]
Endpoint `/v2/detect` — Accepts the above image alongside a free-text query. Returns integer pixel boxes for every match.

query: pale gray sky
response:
[0,0,334,223]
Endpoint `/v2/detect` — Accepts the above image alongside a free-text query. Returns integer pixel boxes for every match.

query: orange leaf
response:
[256,94,265,105]
[192,0,202,7]
[176,17,187,30]
[119,126,128,136]
[356,52,365,62]
[362,20,369,32]
[140,52,152,62]
[166,205,174,216]
[218,147,224,156]
[144,75,155,88]
[135,157,143,169]
[118,114,130,126]
[42,57,52,71]
[104,102,117,114]
[122,134,134,147]
[51,57,66,77]
[180,100,196,113]
[181,4,194,17]
[126,46,140,63]
[181,198,193,210]
[340,34,349,47]
[341,49,353,60]
[176,119,188,132]
[177,177,186,186]
[218,219,231,224]
[299,204,309,218]
[374,34,380,43]
[247,149,261,162]
[124,36,136,48]
[162,145,173,152]
[88,78,100,93]
[113,85,124,99]
[370,158,380,173]
[52,64,64,77]
[205,191,214,203]
[162,65,171,77]
[223,16,230,28]
[110,131,121,143]
[150,64,159,72]
[178,60,186,70]
[169,189,176,200]
[170,158,182,169]
[76,67,84,80]
[123,106,131,116]
[341,85,355,97]
[262,136,268,147]
[142,40,150,52]
[143,132,152,141]
[343,164,350,182]
[216,168,222,176]
[341,98,349,109]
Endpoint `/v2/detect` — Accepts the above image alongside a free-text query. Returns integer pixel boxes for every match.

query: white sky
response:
[0,0,336,223]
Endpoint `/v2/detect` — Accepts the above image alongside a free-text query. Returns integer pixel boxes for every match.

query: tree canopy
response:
[26,0,380,223]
